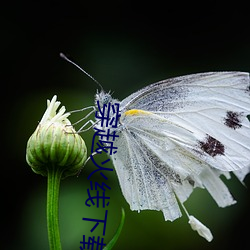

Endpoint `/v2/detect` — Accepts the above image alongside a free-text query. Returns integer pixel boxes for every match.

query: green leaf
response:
[104,208,125,250]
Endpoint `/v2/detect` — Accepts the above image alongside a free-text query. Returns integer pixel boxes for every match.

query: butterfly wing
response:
[120,72,250,173]
[110,72,250,221]
[111,112,237,221]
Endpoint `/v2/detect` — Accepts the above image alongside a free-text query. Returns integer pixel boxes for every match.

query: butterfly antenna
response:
[60,53,104,91]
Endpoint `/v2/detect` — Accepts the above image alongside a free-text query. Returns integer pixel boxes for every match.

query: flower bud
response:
[26,95,87,178]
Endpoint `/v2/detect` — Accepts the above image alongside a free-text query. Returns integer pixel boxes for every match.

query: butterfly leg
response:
[68,106,98,132]
[70,106,96,125]
[77,119,99,133]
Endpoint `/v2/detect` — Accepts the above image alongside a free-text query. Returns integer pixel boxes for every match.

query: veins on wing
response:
[129,131,182,185]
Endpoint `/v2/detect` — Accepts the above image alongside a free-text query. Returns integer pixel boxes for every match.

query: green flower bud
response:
[26,95,87,178]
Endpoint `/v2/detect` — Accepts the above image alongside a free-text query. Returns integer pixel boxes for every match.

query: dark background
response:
[2,2,250,249]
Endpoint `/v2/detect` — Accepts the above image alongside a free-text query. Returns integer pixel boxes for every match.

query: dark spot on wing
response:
[246,84,250,94]
[224,111,243,130]
[199,135,225,157]
[187,177,195,186]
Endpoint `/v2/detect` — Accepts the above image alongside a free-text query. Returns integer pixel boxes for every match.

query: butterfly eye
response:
[103,94,111,104]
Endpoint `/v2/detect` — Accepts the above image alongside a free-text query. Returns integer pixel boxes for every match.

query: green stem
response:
[104,208,125,250]
[47,165,63,250]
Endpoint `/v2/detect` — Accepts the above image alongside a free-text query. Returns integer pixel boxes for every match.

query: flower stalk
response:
[47,165,63,250]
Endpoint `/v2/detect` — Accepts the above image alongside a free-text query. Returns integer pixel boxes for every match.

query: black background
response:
[2,1,250,249]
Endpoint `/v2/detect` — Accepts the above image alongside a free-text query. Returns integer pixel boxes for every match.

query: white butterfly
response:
[92,72,250,241]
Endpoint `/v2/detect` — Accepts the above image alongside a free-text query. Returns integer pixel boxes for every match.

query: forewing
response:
[121,72,250,175]
[121,72,249,113]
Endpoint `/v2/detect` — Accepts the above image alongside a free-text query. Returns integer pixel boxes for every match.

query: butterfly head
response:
[95,89,119,108]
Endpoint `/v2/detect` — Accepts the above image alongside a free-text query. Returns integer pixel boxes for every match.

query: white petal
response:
[40,95,71,125]
[188,215,213,242]
[40,95,57,123]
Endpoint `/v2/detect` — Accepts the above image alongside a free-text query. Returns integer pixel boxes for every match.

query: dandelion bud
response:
[26,95,87,178]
